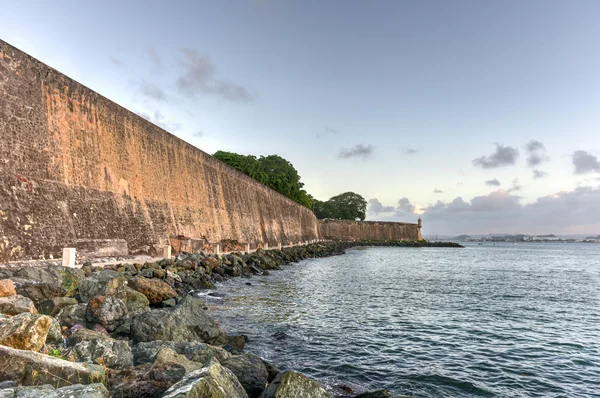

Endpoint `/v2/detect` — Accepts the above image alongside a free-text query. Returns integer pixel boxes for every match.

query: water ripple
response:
[207,243,600,397]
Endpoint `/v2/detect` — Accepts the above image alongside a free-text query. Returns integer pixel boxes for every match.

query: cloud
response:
[177,48,255,102]
[339,144,374,159]
[139,81,166,101]
[396,197,415,214]
[403,148,419,155]
[317,126,341,139]
[533,169,548,179]
[525,140,549,167]
[473,144,519,168]
[434,188,444,194]
[110,57,125,67]
[371,185,600,235]
[573,150,600,174]
[193,131,204,138]
[485,178,501,186]
[148,48,163,69]
[368,198,395,214]
[526,140,545,152]
[136,110,182,132]
[508,178,522,192]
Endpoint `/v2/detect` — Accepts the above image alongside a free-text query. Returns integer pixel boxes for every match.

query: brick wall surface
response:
[0,40,319,262]
[319,219,422,241]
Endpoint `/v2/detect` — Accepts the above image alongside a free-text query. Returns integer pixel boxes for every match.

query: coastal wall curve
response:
[0,40,319,262]
[319,220,423,241]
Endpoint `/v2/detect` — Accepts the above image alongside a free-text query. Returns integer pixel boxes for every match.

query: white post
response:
[216,244,221,255]
[278,243,282,250]
[264,242,269,250]
[246,243,250,253]
[163,245,172,259]
[62,248,76,268]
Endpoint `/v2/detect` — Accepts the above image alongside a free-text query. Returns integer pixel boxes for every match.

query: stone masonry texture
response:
[0,40,320,262]
[319,220,423,241]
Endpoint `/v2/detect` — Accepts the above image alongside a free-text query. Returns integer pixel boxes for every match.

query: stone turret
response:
[417,217,422,229]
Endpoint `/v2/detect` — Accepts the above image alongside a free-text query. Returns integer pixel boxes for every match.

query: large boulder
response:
[0,313,52,351]
[56,304,87,328]
[78,271,126,302]
[259,371,332,398]
[0,383,108,397]
[107,361,185,398]
[68,329,133,370]
[153,348,203,373]
[14,283,66,308]
[130,296,227,345]
[162,358,248,398]
[128,277,177,304]
[0,295,37,315]
[46,318,63,346]
[85,296,127,332]
[38,297,78,317]
[222,353,268,398]
[124,287,150,314]
[5,266,84,305]
[132,340,231,366]
[0,279,16,297]
[0,345,105,387]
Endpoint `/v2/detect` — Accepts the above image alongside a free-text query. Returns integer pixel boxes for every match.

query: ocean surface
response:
[202,243,600,397]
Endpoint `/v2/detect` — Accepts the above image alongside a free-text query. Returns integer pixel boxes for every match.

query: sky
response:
[2,0,600,236]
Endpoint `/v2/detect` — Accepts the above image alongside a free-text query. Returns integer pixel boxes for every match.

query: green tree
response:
[314,192,367,221]
[213,150,313,209]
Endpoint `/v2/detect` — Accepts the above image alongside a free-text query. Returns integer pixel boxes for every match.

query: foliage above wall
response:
[213,151,368,220]
[314,192,368,221]
[213,151,314,208]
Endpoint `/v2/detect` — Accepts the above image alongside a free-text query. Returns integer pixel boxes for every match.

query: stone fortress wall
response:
[0,40,423,263]
[0,40,320,262]
[319,219,423,242]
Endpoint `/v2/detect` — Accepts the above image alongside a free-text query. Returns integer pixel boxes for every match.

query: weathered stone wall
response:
[0,40,319,262]
[319,220,423,241]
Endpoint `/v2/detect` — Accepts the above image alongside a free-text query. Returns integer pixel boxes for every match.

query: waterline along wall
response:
[0,40,319,262]
[319,220,423,241]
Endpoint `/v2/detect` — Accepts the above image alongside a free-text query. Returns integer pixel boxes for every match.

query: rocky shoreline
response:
[0,241,460,397]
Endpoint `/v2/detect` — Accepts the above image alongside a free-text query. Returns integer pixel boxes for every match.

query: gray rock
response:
[222,353,268,398]
[260,358,281,383]
[14,283,66,308]
[68,329,133,370]
[0,295,38,315]
[56,303,87,328]
[132,340,231,366]
[259,371,332,398]
[85,296,127,332]
[162,358,248,398]
[107,361,185,398]
[153,348,203,373]
[46,317,63,346]
[0,313,52,351]
[130,296,227,345]
[0,345,105,388]
[0,383,108,397]
[124,286,150,314]
[78,271,126,302]
[38,297,78,317]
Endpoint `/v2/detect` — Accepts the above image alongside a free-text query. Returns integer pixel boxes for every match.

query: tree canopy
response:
[213,151,367,218]
[313,192,368,221]
[213,151,313,208]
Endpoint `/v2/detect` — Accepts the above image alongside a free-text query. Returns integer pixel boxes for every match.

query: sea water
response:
[204,243,600,397]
